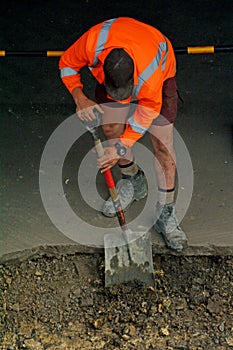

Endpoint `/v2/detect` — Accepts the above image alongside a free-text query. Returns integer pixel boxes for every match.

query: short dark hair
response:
[104,48,134,100]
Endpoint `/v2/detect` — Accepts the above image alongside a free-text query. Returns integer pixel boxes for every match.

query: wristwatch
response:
[114,142,127,157]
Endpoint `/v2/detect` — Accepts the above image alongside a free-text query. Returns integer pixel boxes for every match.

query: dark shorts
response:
[95,76,178,125]
[153,76,178,126]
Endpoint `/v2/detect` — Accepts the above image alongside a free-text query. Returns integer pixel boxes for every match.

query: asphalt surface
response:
[0,0,233,263]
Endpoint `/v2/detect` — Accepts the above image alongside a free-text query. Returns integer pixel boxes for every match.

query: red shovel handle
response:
[94,139,117,192]
[103,169,115,189]
[94,138,127,230]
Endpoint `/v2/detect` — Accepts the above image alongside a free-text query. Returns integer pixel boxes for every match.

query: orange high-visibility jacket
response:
[59,17,176,146]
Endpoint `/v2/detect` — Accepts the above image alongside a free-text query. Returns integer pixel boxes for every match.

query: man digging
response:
[59,17,188,252]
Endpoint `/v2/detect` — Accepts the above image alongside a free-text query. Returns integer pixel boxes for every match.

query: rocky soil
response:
[1,253,233,350]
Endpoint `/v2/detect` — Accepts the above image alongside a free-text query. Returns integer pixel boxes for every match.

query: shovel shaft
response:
[94,139,105,157]
[108,185,127,230]
[103,169,128,230]
[93,139,128,230]
[81,116,128,231]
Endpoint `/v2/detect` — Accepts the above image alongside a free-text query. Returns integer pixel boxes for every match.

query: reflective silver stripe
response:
[132,41,168,99]
[92,18,117,66]
[60,67,79,78]
[161,40,168,71]
[128,116,147,134]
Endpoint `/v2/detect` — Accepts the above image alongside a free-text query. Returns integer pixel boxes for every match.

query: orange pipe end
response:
[47,51,64,57]
[187,46,215,54]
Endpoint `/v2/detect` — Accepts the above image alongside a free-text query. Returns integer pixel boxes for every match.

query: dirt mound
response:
[1,254,233,349]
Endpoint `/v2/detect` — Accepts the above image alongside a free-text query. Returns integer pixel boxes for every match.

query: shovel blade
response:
[104,230,155,288]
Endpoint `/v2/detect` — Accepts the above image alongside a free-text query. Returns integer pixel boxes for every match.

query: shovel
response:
[81,108,155,288]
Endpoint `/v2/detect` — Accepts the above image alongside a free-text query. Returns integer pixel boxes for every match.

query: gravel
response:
[1,253,233,349]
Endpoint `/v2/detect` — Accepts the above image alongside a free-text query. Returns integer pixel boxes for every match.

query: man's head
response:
[104,48,134,101]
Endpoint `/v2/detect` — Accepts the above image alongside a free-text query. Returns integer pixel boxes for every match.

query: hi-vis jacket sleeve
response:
[59,31,93,93]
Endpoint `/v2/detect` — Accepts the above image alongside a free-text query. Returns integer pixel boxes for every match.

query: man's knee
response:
[102,123,124,140]
[101,104,129,140]
[149,124,174,154]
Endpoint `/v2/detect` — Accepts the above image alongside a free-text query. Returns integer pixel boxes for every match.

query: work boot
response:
[102,170,148,217]
[154,202,188,252]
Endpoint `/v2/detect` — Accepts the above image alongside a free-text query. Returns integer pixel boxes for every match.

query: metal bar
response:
[0,45,233,57]
[0,50,64,57]
[175,45,233,54]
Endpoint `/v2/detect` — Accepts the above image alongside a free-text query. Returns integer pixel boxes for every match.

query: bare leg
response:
[149,123,176,190]
[149,123,188,251]
[101,104,134,165]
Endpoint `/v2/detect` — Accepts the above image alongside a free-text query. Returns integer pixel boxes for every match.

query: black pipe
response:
[174,45,233,54]
[0,50,64,57]
[0,46,233,57]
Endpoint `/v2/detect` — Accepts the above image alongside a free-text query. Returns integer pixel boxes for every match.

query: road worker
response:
[59,17,188,252]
